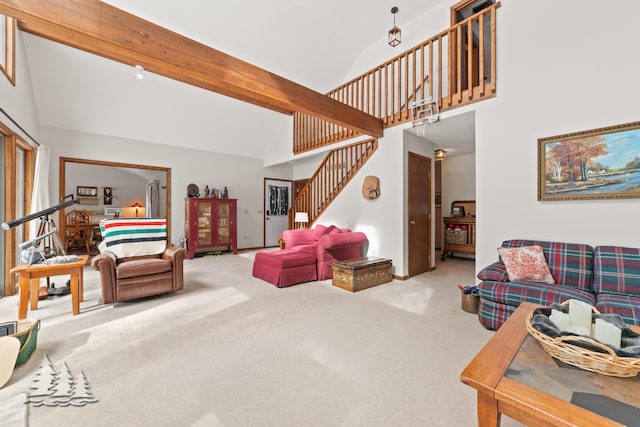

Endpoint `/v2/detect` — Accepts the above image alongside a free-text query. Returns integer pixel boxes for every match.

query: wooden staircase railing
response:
[288,138,378,229]
[293,2,500,154]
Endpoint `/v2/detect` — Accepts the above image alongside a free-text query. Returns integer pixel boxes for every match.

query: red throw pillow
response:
[497,245,555,284]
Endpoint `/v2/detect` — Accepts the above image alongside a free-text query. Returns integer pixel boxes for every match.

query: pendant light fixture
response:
[388,7,401,47]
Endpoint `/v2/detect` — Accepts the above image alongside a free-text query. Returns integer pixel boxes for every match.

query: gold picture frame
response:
[538,121,640,201]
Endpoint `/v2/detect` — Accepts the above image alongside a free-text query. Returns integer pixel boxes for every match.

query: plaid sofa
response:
[477,239,640,330]
[593,246,640,326]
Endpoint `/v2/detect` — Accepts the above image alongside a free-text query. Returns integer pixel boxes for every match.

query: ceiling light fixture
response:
[435,149,447,161]
[388,7,401,47]
[134,65,145,81]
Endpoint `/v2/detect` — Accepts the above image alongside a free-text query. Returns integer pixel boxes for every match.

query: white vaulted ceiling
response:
[22,0,471,159]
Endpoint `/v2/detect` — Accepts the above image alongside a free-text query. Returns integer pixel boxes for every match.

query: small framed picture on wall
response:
[77,186,98,197]
[103,187,113,204]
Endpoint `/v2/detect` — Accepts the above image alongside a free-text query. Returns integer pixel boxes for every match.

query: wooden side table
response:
[10,255,89,319]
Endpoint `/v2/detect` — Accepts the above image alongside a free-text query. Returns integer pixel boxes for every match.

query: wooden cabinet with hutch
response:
[441,200,476,260]
[185,198,237,259]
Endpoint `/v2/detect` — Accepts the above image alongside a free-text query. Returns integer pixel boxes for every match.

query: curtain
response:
[146,179,161,218]
[29,145,50,240]
[268,185,289,216]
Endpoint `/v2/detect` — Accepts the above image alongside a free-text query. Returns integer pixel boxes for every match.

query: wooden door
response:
[408,152,432,277]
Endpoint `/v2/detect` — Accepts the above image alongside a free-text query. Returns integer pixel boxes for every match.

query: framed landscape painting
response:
[538,121,640,201]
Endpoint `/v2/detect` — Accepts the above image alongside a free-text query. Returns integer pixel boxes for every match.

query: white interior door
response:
[264,179,291,247]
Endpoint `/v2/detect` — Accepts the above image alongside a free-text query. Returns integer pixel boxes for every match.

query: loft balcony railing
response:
[289,138,378,228]
[293,2,500,154]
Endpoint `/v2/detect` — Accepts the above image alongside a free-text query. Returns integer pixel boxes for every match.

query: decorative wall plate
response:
[187,183,199,197]
[362,176,380,199]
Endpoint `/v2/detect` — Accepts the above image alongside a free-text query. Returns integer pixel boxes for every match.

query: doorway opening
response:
[450,0,495,92]
[59,157,171,244]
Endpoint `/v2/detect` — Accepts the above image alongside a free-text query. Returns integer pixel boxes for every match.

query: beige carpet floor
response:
[0,252,524,426]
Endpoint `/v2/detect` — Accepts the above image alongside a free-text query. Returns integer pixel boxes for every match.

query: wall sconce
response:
[135,65,145,81]
[435,149,447,161]
[388,7,401,47]
[294,212,309,229]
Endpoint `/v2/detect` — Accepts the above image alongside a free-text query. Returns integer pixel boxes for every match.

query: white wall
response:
[343,0,453,87]
[0,30,40,143]
[262,117,295,167]
[304,128,409,276]
[43,126,292,248]
[441,153,475,216]
[474,0,640,273]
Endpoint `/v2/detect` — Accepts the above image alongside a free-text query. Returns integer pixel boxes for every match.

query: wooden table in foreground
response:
[460,302,640,427]
[10,255,89,319]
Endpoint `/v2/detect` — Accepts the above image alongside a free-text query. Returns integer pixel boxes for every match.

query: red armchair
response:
[282,224,367,279]
[315,232,367,279]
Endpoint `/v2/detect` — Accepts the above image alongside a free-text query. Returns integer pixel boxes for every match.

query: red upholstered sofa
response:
[252,225,367,287]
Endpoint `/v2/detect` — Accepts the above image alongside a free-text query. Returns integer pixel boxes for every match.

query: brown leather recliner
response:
[90,246,187,304]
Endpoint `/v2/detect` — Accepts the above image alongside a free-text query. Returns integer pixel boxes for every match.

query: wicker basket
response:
[12,319,40,368]
[461,293,479,314]
[526,305,640,378]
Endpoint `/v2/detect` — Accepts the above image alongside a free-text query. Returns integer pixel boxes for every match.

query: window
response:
[1,122,35,296]
[0,14,16,85]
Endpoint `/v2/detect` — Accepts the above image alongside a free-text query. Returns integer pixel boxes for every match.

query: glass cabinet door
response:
[217,202,230,244]
[197,201,212,244]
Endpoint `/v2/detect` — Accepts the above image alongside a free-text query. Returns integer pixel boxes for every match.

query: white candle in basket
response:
[568,299,593,330]
[566,325,591,336]
[549,309,571,331]
[592,318,622,348]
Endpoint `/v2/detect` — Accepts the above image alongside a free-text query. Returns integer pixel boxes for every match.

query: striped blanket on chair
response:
[99,218,167,258]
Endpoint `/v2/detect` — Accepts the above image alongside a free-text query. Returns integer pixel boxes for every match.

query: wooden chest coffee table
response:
[461,302,640,426]
[332,257,392,292]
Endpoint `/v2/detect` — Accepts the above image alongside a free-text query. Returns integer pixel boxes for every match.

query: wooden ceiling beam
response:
[0,0,383,138]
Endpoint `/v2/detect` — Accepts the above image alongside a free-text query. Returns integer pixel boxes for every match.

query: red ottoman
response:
[252,250,317,288]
